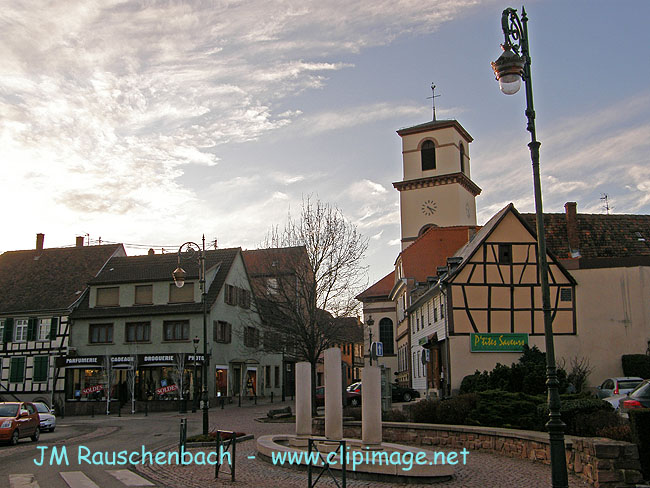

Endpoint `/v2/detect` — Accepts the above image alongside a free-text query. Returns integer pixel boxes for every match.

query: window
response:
[33,356,49,382]
[274,366,280,387]
[135,285,153,305]
[126,322,150,342]
[266,278,279,295]
[379,318,394,355]
[459,142,465,173]
[0,319,4,343]
[265,366,271,385]
[434,306,438,322]
[96,287,119,307]
[89,323,113,343]
[421,140,436,171]
[498,244,512,264]
[9,357,26,383]
[214,321,232,343]
[224,284,237,305]
[244,327,259,348]
[37,318,51,341]
[440,302,445,319]
[14,319,28,342]
[163,320,189,341]
[238,288,251,309]
[169,282,194,303]
[560,288,572,302]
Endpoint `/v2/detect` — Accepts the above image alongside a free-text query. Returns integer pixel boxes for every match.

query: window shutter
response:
[226,323,231,343]
[3,318,12,344]
[34,356,48,382]
[10,357,25,382]
[27,318,37,341]
[50,317,59,340]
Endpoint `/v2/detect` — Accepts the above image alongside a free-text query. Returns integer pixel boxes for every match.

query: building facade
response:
[0,234,124,408]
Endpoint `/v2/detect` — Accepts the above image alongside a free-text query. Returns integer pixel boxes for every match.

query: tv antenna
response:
[600,193,611,215]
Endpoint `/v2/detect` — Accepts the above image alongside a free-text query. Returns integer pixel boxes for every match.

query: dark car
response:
[0,402,40,445]
[391,384,420,402]
[620,379,650,418]
[315,386,361,407]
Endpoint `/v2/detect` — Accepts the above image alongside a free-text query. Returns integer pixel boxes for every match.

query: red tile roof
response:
[399,226,478,283]
[242,247,309,276]
[0,244,123,314]
[522,213,650,261]
[355,271,394,301]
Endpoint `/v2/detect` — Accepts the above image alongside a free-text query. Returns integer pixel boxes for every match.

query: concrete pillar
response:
[324,347,343,440]
[362,366,382,447]
[295,362,312,438]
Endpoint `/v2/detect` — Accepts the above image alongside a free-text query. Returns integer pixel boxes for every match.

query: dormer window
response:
[421,140,436,171]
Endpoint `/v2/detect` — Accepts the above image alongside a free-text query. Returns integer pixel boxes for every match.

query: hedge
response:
[629,409,650,480]
[622,354,650,379]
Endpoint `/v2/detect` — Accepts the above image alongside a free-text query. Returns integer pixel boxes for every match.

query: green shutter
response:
[4,318,13,344]
[10,357,25,382]
[27,318,36,341]
[49,317,59,340]
[33,356,48,382]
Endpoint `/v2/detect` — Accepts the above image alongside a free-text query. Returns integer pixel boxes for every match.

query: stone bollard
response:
[362,366,382,448]
[324,348,343,441]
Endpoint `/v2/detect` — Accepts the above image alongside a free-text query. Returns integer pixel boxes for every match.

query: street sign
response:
[374,341,383,357]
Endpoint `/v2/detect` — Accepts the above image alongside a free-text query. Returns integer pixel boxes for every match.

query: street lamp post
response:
[172,236,209,436]
[366,316,374,366]
[491,7,568,488]
[192,336,199,413]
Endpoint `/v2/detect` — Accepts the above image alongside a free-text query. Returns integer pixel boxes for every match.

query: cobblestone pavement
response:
[137,399,592,488]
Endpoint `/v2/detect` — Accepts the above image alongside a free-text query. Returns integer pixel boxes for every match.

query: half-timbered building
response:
[0,234,124,407]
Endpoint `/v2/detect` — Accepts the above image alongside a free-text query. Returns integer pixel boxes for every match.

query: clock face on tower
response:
[421,200,437,216]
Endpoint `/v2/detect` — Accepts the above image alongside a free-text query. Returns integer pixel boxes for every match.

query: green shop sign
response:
[470,333,529,352]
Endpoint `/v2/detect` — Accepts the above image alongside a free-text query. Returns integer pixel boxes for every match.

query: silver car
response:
[596,377,643,399]
[33,402,56,432]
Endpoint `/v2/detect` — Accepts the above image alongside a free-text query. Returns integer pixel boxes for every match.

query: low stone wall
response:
[312,419,644,487]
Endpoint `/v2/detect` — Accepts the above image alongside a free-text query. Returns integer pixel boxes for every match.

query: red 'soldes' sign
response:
[155,384,178,395]
[81,385,104,395]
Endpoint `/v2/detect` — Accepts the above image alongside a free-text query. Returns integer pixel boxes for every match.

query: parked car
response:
[315,386,362,407]
[33,402,56,432]
[391,384,420,402]
[596,377,643,399]
[0,402,40,445]
[602,394,628,412]
[619,379,650,418]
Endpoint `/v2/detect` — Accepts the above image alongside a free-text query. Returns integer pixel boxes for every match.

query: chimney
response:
[36,233,44,250]
[76,236,84,247]
[564,202,580,256]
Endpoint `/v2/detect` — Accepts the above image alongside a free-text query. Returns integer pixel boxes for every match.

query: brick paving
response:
[136,399,592,487]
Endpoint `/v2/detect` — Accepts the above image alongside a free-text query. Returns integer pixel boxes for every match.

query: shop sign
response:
[142,354,175,364]
[470,333,529,352]
[155,384,178,395]
[81,385,104,395]
[56,356,102,368]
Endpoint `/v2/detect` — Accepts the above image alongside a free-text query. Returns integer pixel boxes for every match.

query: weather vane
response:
[426,83,440,121]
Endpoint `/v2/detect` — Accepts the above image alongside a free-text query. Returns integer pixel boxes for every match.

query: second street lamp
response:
[173,236,210,436]
[491,7,568,488]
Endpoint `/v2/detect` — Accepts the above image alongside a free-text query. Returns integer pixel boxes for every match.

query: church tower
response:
[393,119,481,250]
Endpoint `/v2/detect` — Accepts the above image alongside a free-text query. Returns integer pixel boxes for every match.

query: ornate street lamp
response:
[192,336,199,413]
[173,236,209,435]
[492,7,568,487]
[366,315,374,366]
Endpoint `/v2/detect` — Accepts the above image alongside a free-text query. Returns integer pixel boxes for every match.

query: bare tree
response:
[103,353,116,416]
[246,197,368,410]
[126,349,138,414]
[173,353,186,400]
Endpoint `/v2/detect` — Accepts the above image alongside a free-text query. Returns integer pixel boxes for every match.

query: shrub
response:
[343,406,361,420]
[537,398,614,436]
[382,408,408,422]
[410,394,478,425]
[622,354,650,379]
[629,409,650,480]
[597,424,633,443]
[460,346,568,396]
[467,390,546,430]
[565,356,593,393]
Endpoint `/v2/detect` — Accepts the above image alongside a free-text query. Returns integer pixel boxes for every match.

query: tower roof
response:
[396,119,473,142]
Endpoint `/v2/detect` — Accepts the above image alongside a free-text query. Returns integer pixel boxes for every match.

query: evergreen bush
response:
[629,409,650,480]
[622,354,650,379]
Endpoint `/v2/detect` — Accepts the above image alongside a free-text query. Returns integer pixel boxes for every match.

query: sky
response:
[2,0,650,291]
